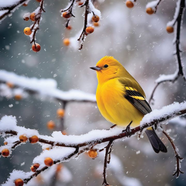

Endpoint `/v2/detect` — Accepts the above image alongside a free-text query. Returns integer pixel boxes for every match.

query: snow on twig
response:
[61,0,101,50]
[167,0,182,27]
[146,0,162,13]
[1,102,186,150]
[29,0,45,45]
[0,0,30,22]
[0,70,96,103]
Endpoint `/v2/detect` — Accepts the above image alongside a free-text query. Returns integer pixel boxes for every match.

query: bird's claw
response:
[122,121,133,137]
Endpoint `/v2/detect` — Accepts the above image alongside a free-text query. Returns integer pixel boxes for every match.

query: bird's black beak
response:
[90,66,102,71]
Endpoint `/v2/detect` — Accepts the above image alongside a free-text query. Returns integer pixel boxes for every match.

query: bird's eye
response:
[104,64,108,68]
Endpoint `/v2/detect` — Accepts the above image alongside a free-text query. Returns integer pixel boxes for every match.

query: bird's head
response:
[90,56,126,84]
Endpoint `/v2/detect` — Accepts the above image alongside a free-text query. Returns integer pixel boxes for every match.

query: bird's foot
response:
[122,121,133,137]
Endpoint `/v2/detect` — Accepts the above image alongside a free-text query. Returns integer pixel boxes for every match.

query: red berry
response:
[14,178,24,186]
[62,12,71,18]
[32,43,41,52]
[29,135,39,143]
[126,1,134,8]
[86,26,94,34]
[1,149,10,157]
[30,13,36,21]
[166,26,174,33]
[146,7,154,15]
[92,15,99,22]
[19,135,28,142]
[44,157,54,166]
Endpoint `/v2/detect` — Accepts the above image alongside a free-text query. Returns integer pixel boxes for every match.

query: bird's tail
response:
[145,127,167,153]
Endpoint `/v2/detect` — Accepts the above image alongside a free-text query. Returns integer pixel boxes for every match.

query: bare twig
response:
[61,0,76,15]
[163,130,184,178]
[11,140,22,149]
[60,0,76,28]
[174,0,185,77]
[149,78,177,104]
[102,140,113,186]
[154,0,162,13]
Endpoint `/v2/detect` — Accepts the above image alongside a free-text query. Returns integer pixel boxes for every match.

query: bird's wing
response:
[118,78,152,115]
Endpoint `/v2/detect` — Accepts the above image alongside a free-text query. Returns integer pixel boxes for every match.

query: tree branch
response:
[0,0,29,21]
[0,70,96,104]
[149,0,186,104]
[77,0,90,50]
[102,140,113,186]
[163,130,184,177]
[1,101,186,185]
[24,147,79,184]
[2,102,186,149]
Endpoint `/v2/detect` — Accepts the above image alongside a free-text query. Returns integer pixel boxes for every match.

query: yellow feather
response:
[96,78,143,126]
[130,96,145,100]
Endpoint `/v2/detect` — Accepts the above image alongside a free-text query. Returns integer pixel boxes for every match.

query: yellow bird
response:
[91,56,167,153]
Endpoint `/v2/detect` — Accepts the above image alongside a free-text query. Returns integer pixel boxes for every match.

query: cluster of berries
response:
[62,8,100,47]
[125,0,174,34]
[23,0,42,52]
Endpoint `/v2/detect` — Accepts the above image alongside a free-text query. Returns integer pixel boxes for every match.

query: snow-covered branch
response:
[1,101,186,185]
[0,70,96,103]
[0,0,29,21]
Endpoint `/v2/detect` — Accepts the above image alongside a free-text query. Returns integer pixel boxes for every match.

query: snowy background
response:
[0,0,186,186]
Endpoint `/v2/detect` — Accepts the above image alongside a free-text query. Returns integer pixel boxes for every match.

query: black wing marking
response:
[124,87,152,115]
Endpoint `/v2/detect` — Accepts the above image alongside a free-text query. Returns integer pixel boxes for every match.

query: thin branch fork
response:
[154,0,162,13]
[60,0,76,15]
[60,0,76,28]
[163,130,184,178]
[149,78,177,104]
[78,0,90,50]
[30,0,45,44]
[102,140,113,186]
